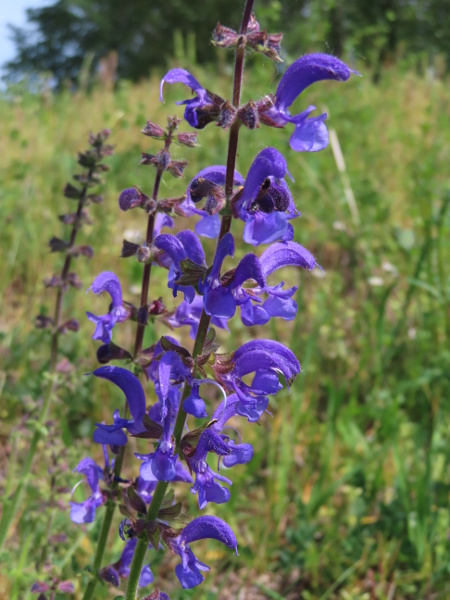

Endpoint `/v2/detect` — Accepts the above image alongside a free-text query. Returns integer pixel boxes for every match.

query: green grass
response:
[0,60,449,599]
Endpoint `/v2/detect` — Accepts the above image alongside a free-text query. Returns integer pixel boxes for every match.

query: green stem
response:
[82,501,116,598]
[125,482,169,600]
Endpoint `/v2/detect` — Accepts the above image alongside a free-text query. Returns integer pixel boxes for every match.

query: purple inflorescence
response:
[74,6,356,596]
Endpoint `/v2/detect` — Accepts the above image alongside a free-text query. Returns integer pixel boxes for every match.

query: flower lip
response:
[275,53,359,113]
[93,366,146,423]
[160,68,207,103]
[235,147,288,213]
[180,515,238,552]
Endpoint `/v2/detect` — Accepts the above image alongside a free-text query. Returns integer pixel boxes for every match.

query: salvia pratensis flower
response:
[154,231,206,302]
[200,232,265,320]
[257,53,359,152]
[160,70,237,130]
[182,166,245,238]
[216,339,300,421]
[86,272,129,343]
[100,539,153,588]
[166,295,228,339]
[166,516,237,589]
[92,366,146,445]
[69,457,105,523]
[233,147,299,246]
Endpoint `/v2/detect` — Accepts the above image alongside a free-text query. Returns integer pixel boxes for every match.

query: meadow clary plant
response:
[0,130,113,551]
[74,2,357,598]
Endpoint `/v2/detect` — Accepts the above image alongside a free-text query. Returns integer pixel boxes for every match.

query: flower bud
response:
[118,187,148,211]
[176,132,198,147]
[167,159,188,178]
[142,120,165,139]
[99,566,120,587]
[212,23,239,48]
[137,244,152,263]
[238,101,259,130]
[35,315,54,329]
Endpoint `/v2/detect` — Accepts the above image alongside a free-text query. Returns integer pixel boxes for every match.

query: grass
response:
[0,58,449,599]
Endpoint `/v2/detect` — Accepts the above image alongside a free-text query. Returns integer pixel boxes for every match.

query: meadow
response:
[0,58,449,599]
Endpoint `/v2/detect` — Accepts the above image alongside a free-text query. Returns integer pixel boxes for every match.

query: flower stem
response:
[125,482,169,600]
[0,165,95,550]
[124,3,254,597]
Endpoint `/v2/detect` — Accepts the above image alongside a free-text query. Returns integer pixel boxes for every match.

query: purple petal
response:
[154,213,174,238]
[237,148,287,212]
[176,231,205,265]
[212,395,241,429]
[234,340,300,381]
[151,448,178,481]
[73,457,101,492]
[222,442,253,467]
[183,386,208,418]
[88,271,123,308]
[232,254,265,289]
[209,232,234,281]
[252,370,283,395]
[181,516,237,552]
[287,108,329,152]
[155,234,186,267]
[243,211,290,246]
[260,241,318,276]
[160,68,207,102]
[93,427,128,446]
[240,300,270,326]
[186,166,244,202]
[93,366,146,422]
[275,54,355,112]
[262,294,297,320]
[195,213,221,238]
[204,286,236,319]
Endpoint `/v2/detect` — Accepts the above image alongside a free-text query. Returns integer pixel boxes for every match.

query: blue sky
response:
[0,0,51,68]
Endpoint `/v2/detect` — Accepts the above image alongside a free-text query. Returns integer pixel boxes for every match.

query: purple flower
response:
[209,395,254,468]
[259,54,358,152]
[167,516,237,589]
[160,69,236,130]
[166,296,228,339]
[181,166,244,238]
[200,233,265,320]
[154,231,205,303]
[240,240,319,326]
[92,367,146,446]
[102,539,153,588]
[137,350,193,482]
[234,148,299,246]
[69,457,105,523]
[186,401,253,507]
[218,340,300,421]
[137,450,193,484]
[86,272,129,343]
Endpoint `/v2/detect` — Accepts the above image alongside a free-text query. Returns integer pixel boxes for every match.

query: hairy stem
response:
[124,2,254,597]
[0,167,94,550]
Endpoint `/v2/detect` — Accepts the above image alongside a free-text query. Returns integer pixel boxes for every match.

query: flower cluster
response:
[71,5,357,599]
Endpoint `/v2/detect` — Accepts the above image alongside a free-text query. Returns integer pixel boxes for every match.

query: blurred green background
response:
[0,1,449,599]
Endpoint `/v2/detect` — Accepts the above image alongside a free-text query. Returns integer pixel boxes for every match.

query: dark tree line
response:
[4,0,450,86]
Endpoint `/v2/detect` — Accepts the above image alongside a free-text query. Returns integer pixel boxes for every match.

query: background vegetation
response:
[0,3,449,599]
[5,0,450,86]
